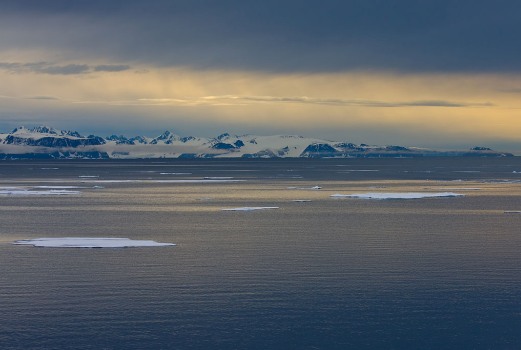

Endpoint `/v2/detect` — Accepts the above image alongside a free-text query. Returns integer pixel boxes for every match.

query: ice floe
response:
[13,237,176,248]
[287,186,321,190]
[272,175,304,179]
[34,186,83,189]
[330,192,464,200]
[160,172,192,175]
[481,179,521,184]
[0,189,81,196]
[204,176,234,180]
[442,188,481,191]
[222,207,279,211]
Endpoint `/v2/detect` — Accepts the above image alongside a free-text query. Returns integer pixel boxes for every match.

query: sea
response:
[1,157,521,349]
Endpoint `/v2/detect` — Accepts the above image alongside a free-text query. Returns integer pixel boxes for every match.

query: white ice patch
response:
[481,179,521,184]
[204,176,234,179]
[160,172,192,175]
[34,186,84,189]
[0,189,80,196]
[13,237,176,248]
[330,192,463,200]
[443,188,481,191]
[222,207,279,211]
[82,180,135,183]
[402,170,433,173]
[287,186,321,190]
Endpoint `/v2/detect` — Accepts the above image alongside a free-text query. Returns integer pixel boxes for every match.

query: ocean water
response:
[1,158,521,349]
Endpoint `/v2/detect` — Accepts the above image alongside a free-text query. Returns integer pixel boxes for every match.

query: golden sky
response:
[2,2,521,151]
[1,66,521,150]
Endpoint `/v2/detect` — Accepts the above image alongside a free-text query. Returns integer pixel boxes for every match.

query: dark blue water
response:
[1,158,521,349]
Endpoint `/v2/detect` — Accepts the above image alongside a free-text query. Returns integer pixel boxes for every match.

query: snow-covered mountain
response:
[0,126,513,159]
[4,126,105,148]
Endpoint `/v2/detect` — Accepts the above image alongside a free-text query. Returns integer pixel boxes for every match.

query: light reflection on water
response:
[1,158,521,349]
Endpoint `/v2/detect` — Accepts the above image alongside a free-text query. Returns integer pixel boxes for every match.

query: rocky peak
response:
[217,132,231,141]
[29,126,59,134]
[151,130,180,144]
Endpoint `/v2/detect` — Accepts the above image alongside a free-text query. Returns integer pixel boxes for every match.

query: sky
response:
[1,0,521,150]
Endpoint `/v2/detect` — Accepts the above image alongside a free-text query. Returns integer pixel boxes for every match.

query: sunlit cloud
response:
[0,1,520,151]
[0,65,520,149]
[199,95,493,108]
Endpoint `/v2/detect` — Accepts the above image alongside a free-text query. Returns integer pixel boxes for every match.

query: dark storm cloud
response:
[0,62,88,75]
[94,65,131,72]
[25,96,60,100]
[35,64,90,75]
[1,0,521,73]
[0,62,130,75]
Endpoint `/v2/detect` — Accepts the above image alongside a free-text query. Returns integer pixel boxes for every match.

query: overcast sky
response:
[1,0,521,150]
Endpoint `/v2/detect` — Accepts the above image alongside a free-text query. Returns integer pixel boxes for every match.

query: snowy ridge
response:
[0,125,514,159]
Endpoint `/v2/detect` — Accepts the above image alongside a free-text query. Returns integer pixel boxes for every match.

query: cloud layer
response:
[1,1,521,151]
[2,1,521,73]
[0,62,131,75]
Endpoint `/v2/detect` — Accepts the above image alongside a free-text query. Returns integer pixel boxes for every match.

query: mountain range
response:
[0,126,513,159]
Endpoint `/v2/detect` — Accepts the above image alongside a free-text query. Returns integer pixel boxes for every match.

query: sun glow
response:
[1,65,520,146]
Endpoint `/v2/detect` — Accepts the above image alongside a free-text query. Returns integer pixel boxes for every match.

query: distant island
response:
[0,126,513,159]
